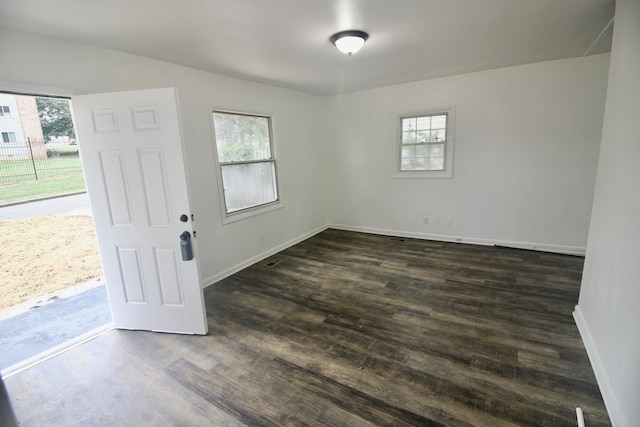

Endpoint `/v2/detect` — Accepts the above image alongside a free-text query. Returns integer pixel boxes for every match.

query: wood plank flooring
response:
[2,229,610,426]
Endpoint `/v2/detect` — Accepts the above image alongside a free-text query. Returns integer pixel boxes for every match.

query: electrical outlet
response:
[423,217,429,225]
[446,217,453,225]
[260,234,265,245]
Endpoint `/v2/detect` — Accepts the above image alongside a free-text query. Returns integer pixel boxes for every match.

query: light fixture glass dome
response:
[330,30,369,56]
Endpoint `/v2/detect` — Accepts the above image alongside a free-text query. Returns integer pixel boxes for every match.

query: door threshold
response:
[1,322,114,380]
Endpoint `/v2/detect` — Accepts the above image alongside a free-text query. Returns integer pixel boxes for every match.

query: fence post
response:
[27,138,39,181]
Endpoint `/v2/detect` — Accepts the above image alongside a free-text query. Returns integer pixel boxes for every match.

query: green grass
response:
[0,174,86,206]
[0,156,83,183]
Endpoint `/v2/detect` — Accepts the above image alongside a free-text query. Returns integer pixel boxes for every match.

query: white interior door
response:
[72,87,207,335]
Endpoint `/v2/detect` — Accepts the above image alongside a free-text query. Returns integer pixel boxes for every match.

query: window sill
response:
[221,202,283,224]
[393,170,453,179]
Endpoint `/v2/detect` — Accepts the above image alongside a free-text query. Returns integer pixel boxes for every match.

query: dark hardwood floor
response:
[3,229,610,426]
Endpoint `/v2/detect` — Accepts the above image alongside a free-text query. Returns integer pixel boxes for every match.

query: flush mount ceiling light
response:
[330,30,369,56]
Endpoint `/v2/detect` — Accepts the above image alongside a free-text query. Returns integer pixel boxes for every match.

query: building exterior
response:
[0,93,46,160]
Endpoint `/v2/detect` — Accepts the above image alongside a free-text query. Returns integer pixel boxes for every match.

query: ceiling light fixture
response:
[330,30,369,56]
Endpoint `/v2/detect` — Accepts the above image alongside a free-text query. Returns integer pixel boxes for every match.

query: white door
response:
[73,87,207,335]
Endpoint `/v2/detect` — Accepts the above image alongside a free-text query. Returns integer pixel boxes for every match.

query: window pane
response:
[401,158,415,171]
[2,132,16,143]
[213,112,271,162]
[415,145,429,157]
[431,115,447,129]
[402,131,416,144]
[416,131,429,143]
[416,116,431,130]
[401,145,428,171]
[430,144,444,157]
[221,162,278,213]
[404,157,427,171]
[415,158,427,170]
[402,118,416,132]
[428,157,444,170]
[427,129,446,142]
[401,146,415,158]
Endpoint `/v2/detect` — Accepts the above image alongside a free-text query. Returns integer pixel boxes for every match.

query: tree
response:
[36,98,75,141]
[212,112,270,162]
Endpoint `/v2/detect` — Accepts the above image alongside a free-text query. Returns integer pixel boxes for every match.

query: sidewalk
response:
[0,281,111,373]
[0,192,91,220]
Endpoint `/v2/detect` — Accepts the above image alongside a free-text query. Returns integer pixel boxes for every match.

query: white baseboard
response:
[328,224,586,256]
[201,223,586,290]
[201,225,585,290]
[200,225,328,288]
[573,305,627,427]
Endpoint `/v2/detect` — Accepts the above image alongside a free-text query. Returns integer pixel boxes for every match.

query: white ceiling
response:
[0,0,615,96]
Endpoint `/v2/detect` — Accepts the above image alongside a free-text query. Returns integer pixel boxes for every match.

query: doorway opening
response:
[0,92,112,376]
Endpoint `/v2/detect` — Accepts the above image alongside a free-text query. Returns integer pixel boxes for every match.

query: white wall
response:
[0,18,625,424]
[323,55,610,254]
[0,28,328,286]
[575,0,640,425]
[0,27,611,278]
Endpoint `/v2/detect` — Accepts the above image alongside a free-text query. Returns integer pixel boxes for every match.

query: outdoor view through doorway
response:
[0,92,111,374]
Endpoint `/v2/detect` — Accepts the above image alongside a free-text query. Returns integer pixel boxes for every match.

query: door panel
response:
[155,248,184,306]
[73,87,207,335]
[139,149,172,226]
[99,150,134,226]
[117,247,146,304]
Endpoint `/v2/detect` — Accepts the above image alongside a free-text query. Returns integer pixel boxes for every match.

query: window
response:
[212,111,279,217]
[0,106,10,117]
[2,132,17,143]
[396,107,455,179]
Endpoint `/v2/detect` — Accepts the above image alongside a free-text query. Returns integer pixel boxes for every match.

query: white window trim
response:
[394,105,455,179]
[209,106,283,224]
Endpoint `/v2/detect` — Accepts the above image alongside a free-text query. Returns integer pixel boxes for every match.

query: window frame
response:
[394,106,455,179]
[0,106,10,117]
[210,108,282,224]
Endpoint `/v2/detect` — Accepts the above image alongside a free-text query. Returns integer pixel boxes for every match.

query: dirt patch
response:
[0,215,102,310]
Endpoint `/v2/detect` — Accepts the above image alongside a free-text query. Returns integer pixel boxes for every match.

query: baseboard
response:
[200,225,328,288]
[200,225,585,290]
[573,305,627,427]
[328,224,586,256]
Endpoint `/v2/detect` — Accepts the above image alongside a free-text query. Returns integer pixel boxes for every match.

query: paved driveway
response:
[0,193,91,220]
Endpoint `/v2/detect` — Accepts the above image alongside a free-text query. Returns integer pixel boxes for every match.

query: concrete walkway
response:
[0,192,91,220]
[0,284,111,373]
[0,193,110,374]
